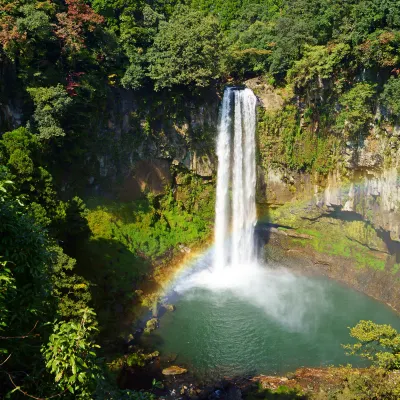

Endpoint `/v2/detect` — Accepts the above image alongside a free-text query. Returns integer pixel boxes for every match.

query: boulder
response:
[144,318,158,334]
[163,303,176,312]
[162,366,187,376]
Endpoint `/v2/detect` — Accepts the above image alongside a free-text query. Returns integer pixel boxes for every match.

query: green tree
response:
[343,320,400,370]
[42,308,101,398]
[335,82,377,138]
[119,5,165,89]
[147,5,224,90]
[27,84,73,140]
[381,76,400,118]
[288,44,351,90]
[50,246,92,319]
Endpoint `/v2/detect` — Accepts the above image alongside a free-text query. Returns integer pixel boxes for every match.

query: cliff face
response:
[250,79,400,310]
[0,57,24,132]
[249,76,400,239]
[61,87,221,200]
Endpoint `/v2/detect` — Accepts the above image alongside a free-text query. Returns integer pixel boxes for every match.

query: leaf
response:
[55,371,63,382]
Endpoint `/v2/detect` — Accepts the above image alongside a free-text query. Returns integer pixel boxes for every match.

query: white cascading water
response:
[214,87,258,269]
[174,87,326,331]
[214,88,233,271]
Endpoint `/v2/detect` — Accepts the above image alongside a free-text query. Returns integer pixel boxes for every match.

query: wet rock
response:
[160,352,178,363]
[120,159,173,201]
[189,151,215,177]
[163,303,176,312]
[162,366,188,376]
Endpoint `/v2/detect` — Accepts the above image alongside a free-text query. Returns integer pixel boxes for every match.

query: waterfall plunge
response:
[214,87,258,270]
[173,87,327,333]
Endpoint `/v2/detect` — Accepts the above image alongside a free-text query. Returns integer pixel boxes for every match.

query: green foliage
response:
[43,308,101,398]
[147,5,224,90]
[86,182,214,260]
[336,82,377,138]
[0,129,90,245]
[343,320,400,370]
[119,5,165,89]
[50,246,92,319]
[334,367,400,400]
[0,199,52,328]
[1,128,37,183]
[16,3,52,41]
[356,30,400,68]
[288,43,351,90]
[347,0,400,45]
[27,84,73,140]
[381,76,400,118]
[0,260,16,349]
[246,382,306,399]
[0,193,54,394]
[258,106,340,173]
[126,353,146,367]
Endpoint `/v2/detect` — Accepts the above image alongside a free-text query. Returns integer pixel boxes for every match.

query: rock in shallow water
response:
[144,318,158,333]
[162,366,187,375]
[163,303,176,312]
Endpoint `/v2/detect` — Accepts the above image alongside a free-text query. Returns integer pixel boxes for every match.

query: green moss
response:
[290,238,307,247]
[267,201,388,272]
[297,228,322,238]
[392,264,400,275]
[354,252,386,271]
[246,383,306,400]
[257,104,342,175]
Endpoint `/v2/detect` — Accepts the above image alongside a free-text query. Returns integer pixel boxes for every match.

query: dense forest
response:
[2,0,400,398]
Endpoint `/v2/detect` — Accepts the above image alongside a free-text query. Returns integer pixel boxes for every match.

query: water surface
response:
[142,265,400,380]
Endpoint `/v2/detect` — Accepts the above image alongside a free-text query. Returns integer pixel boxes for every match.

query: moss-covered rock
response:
[144,318,158,334]
[162,366,187,376]
[262,199,400,311]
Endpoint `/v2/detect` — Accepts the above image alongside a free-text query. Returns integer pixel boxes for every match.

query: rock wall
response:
[0,57,24,132]
[253,82,400,310]
[258,160,400,242]
[70,87,221,199]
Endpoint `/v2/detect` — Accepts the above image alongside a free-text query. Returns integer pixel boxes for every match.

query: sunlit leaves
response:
[147,5,224,90]
[288,43,351,89]
[381,76,400,118]
[335,82,377,138]
[55,0,104,54]
[344,320,400,370]
[27,84,73,140]
[42,308,101,398]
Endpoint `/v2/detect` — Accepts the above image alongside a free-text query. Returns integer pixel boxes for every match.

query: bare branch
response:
[0,321,39,340]
[6,372,69,400]
[0,353,11,367]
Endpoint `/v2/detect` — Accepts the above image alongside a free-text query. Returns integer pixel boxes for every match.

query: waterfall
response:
[214,88,233,271]
[214,88,257,270]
